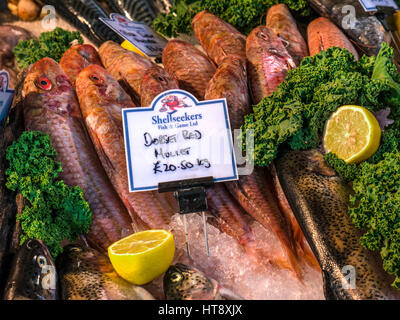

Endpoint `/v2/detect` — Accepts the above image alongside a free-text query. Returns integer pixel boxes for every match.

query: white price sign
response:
[0,70,14,129]
[100,13,167,58]
[358,0,399,11]
[122,90,238,192]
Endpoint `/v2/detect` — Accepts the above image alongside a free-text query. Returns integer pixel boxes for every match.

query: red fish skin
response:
[140,66,179,107]
[204,53,300,277]
[162,39,216,100]
[206,184,258,260]
[266,4,309,66]
[98,41,156,105]
[76,64,173,229]
[192,11,247,66]
[60,44,103,89]
[22,58,134,251]
[246,26,296,105]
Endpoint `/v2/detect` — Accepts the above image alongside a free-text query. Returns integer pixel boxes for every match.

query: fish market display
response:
[204,53,299,275]
[0,25,33,88]
[309,0,390,56]
[275,149,399,300]
[60,44,103,89]
[140,66,178,106]
[57,244,155,300]
[266,4,309,66]
[41,0,121,46]
[246,26,296,104]
[162,39,216,100]
[3,240,58,300]
[307,17,359,59]
[98,40,155,105]
[192,11,247,65]
[76,64,173,229]
[164,263,243,300]
[22,58,134,251]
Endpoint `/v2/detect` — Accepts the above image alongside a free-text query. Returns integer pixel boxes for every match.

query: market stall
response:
[0,0,400,301]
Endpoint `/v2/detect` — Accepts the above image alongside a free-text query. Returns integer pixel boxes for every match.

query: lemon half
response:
[108,229,175,285]
[323,105,381,164]
[121,40,147,57]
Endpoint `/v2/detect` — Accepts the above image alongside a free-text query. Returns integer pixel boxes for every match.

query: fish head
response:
[23,57,81,118]
[57,244,114,275]
[163,263,217,300]
[11,240,57,300]
[140,66,178,106]
[74,44,102,65]
[249,26,297,69]
[76,64,134,107]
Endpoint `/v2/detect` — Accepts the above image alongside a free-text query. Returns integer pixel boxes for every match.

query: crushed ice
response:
[145,213,324,300]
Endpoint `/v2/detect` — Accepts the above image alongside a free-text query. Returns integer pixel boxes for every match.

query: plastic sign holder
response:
[122,89,238,258]
[159,176,214,258]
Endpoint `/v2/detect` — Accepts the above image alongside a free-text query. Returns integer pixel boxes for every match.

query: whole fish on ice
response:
[164,263,243,300]
[275,149,400,299]
[22,58,134,252]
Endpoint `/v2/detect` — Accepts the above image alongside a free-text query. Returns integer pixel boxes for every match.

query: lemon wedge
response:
[323,105,381,164]
[121,40,147,57]
[108,229,175,285]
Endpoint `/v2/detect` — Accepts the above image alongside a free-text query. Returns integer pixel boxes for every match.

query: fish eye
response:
[35,76,52,91]
[170,272,183,283]
[260,32,269,41]
[36,255,47,267]
[90,74,103,84]
[158,76,166,82]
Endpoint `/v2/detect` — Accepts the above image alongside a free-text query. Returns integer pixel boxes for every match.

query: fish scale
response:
[22,58,134,252]
[275,149,400,300]
[75,64,174,230]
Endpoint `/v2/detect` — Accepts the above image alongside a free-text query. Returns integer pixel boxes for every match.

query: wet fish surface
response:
[162,39,216,100]
[307,17,360,59]
[140,66,178,106]
[164,263,243,300]
[275,149,400,299]
[3,240,58,300]
[41,0,122,46]
[22,58,134,252]
[309,0,390,56]
[204,55,299,275]
[246,26,296,104]
[99,40,156,105]
[0,25,33,88]
[60,44,103,89]
[76,64,173,229]
[58,244,155,300]
[266,4,309,66]
[192,11,247,65]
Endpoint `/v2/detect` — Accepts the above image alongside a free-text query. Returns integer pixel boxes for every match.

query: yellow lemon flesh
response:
[323,105,381,164]
[121,40,147,57]
[108,229,175,285]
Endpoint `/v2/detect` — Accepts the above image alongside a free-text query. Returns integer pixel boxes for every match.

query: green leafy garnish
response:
[6,131,92,257]
[152,0,309,37]
[14,27,83,69]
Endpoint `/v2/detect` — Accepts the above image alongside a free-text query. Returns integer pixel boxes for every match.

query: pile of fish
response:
[0,0,399,300]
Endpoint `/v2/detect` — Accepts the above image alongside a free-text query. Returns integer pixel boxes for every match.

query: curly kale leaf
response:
[6,131,92,257]
[152,0,309,37]
[14,27,83,69]
[349,151,400,288]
